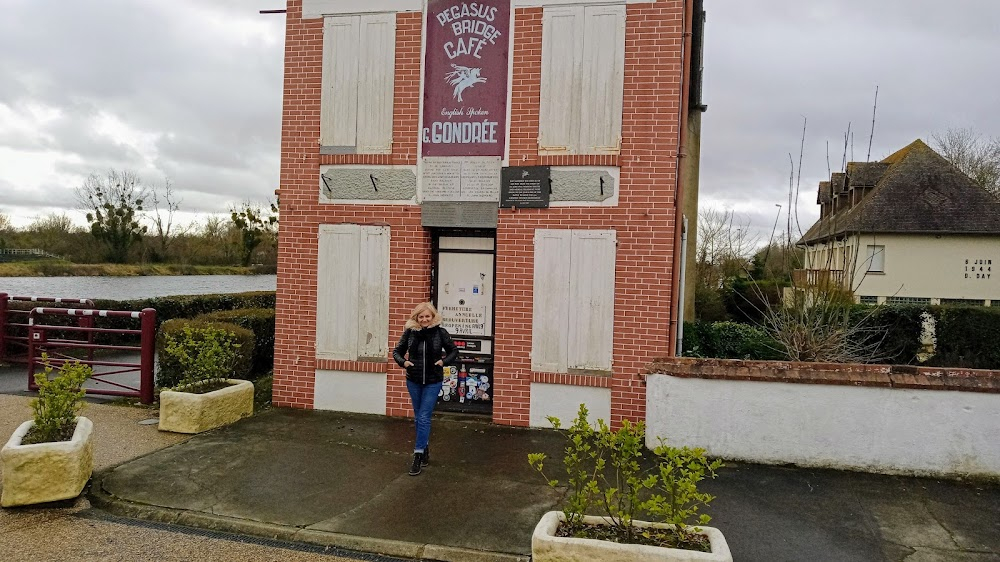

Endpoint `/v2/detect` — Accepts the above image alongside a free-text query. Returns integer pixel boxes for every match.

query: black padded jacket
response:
[392,324,459,385]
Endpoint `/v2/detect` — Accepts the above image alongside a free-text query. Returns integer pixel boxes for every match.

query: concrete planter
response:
[532,511,732,562]
[159,379,254,434]
[1,416,94,507]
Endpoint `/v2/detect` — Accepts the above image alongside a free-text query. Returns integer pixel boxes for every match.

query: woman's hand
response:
[434,360,444,366]
[404,361,414,367]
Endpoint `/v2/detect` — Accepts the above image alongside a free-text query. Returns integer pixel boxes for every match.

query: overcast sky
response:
[2,0,998,241]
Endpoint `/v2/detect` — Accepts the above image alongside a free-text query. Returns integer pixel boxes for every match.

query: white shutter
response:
[321,16,360,147]
[357,14,395,154]
[356,226,390,359]
[580,5,625,154]
[567,230,616,372]
[317,225,361,360]
[539,7,583,153]
[531,230,572,372]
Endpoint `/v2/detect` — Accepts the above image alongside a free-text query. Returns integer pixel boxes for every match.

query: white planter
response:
[159,379,254,434]
[532,511,732,562]
[1,417,94,507]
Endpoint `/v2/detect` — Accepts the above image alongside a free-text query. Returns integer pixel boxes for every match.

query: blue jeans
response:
[406,379,440,453]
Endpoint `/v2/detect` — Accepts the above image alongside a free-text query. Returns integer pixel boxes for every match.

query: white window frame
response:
[316,224,391,361]
[320,14,395,154]
[531,229,617,374]
[538,4,625,156]
[866,244,885,273]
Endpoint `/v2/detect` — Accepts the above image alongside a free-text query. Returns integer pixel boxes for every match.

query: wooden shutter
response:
[539,7,583,153]
[580,5,625,154]
[567,230,616,372]
[357,14,395,154]
[317,225,361,360]
[531,230,572,372]
[356,226,390,360]
[321,16,360,148]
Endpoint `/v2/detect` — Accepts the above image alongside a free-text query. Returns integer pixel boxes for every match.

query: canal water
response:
[0,275,277,301]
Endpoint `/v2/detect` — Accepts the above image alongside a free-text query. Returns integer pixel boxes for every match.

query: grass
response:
[0,261,273,277]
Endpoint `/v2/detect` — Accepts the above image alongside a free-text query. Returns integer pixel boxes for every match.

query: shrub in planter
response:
[195,308,275,377]
[528,405,729,560]
[157,324,254,433]
[156,320,254,389]
[1,358,94,507]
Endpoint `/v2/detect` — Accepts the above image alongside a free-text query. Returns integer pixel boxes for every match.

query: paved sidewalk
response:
[90,408,1000,562]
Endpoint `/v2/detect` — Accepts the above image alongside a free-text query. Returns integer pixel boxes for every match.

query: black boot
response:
[421,445,429,467]
[409,452,422,476]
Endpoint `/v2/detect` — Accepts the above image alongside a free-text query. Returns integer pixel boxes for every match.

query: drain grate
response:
[76,509,419,561]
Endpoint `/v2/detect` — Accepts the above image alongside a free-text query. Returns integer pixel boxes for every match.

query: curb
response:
[88,471,529,562]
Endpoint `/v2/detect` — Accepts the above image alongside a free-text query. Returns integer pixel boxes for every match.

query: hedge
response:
[682,320,785,360]
[156,319,255,389]
[930,306,1000,369]
[195,308,275,376]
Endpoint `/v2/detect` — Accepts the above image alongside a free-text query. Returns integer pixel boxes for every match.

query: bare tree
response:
[76,170,149,263]
[696,207,759,290]
[932,127,1000,197]
[149,179,183,261]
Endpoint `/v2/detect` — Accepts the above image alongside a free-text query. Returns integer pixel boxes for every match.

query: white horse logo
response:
[444,64,486,102]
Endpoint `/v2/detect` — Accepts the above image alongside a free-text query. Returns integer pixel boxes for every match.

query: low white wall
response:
[646,374,1000,477]
[529,383,611,428]
[314,370,387,415]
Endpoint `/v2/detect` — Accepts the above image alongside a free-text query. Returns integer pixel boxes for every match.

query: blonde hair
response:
[406,302,442,330]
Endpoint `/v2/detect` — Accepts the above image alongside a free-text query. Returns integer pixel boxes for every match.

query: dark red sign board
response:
[422,0,510,157]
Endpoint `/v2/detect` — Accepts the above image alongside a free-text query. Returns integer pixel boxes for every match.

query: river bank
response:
[0,261,276,277]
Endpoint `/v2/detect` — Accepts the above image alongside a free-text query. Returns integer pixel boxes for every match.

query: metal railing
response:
[26,306,156,404]
[1,294,96,364]
[791,269,846,287]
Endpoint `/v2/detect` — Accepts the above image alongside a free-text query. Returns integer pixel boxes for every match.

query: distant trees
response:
[230,200,278,267]
[76,170,149,263]
[932,127,1000,197]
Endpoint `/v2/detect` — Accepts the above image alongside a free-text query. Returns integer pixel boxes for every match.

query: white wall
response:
[646,374,1000,477]
[807,233,1000,301]
[314,370,387,415]
[529,383,611,428]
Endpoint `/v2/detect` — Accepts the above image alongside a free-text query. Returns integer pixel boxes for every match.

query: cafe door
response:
[432,233,495,414]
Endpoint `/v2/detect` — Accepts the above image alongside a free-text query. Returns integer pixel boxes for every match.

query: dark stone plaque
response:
[501,166,550,208]
[421,201,498,228]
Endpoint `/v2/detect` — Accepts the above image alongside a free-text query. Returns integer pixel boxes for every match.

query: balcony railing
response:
[792,269,845,287]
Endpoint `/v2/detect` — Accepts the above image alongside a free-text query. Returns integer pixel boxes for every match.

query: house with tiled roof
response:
[797,139,1000,306]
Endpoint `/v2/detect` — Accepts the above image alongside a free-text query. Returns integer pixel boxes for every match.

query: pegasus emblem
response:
[444,64,487,102]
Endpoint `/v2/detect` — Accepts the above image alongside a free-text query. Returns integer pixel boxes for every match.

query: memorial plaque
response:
[422,156,501,202]
[501,166,550,208]
[421,201,499,228]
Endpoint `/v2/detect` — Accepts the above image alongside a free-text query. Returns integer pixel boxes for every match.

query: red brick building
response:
[274,0,705,427]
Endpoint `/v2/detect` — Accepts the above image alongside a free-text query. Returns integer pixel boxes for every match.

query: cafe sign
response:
[422,0,510,157]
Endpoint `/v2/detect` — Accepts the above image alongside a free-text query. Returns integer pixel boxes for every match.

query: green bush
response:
[24,358,92,445]
[156,320,254,389]
[195,308,275,376]
[682,320,785,360]
[528,405,721,551]
[930,306,1000,369]
[723,278,784,324]
[848,305,925,365]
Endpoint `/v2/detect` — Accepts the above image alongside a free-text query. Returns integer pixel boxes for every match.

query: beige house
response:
[797,140,1000,306]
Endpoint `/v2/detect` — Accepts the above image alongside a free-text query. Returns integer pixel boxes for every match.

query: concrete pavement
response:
[90,407,1000,562]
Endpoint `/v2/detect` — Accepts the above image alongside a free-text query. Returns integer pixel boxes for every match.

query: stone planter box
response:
[1,416,94,507]
[159,379,254,434]
[532,511,732,562]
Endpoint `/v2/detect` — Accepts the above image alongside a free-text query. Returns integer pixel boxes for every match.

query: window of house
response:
[316,224,390,360]
[532,229,616,374]
[538,5,625,155]
[885,296,930,306]
[866,245,885,273]
[858,295,878,305]
[320,14,395,154]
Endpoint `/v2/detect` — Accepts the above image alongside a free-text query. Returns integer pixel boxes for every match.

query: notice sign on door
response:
[422,0,510,157]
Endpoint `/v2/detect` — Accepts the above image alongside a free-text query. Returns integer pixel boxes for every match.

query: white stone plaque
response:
[422,157,501,202]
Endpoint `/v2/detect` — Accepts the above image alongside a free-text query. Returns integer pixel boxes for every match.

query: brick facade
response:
[275,0,692,426]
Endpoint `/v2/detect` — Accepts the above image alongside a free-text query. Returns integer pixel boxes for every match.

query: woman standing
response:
[393,302,458,476]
